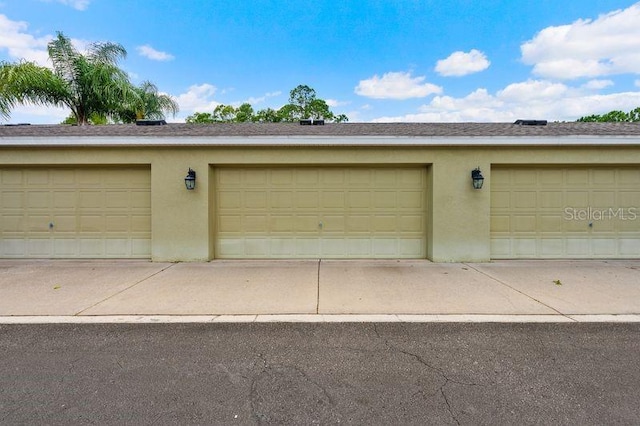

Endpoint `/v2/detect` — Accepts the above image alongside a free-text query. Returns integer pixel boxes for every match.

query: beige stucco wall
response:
[1,139,639,262]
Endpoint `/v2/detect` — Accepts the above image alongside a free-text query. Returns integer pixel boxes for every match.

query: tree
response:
[235,103,255,122]
[61,111,108,125]
[254,107,281,123]
[334,114,349,123]
[185,103,256,123]
[0,32,177,125]
[287,84,316,119]
[307,98,334,120]
[278,84,347,122]
[116,81,179,123]
[283,84,337,121]
[212,104,237,122]
[577,108,640,122]
[185,111,215,124]
[273,103,299,122]
[185,84,348,124]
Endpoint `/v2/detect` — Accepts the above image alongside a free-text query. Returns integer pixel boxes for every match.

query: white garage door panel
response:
[491,167,640,259]
[215,167,427,259]
[0,167,151,258]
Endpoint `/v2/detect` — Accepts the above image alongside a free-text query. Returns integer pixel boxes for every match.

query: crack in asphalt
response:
[440,387,460,426]
[288,364,336,407]
[249,351,337,424]
[373,324,478,425]
[250,353,270,424]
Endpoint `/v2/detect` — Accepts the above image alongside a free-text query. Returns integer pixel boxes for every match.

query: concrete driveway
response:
[1,259,639,322]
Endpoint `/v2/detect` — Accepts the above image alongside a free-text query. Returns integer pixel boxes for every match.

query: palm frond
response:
[0,61,71,114]
[114,80,179,122]
[3,31,170,125]
[47,32,80,82]
[87,41,127,65]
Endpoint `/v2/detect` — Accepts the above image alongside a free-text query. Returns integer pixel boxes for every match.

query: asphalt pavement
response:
[1,322,639,425]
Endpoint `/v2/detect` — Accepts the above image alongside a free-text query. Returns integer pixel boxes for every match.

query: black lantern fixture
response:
[184,168,196,190]
[471,167,484,189]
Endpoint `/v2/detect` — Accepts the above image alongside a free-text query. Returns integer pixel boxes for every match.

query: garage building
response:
[1,122,639,262]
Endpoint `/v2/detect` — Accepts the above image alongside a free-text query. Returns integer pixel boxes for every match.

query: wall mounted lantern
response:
[184,168,196,190]
[471,167,484,189]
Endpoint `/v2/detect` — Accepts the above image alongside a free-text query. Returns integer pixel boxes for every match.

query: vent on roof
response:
[299,119,324,125]
[136,119,167,126]
[514,119,547,126]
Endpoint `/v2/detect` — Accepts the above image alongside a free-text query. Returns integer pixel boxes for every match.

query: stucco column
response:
[151,150,210,261]
[429,156,491,262]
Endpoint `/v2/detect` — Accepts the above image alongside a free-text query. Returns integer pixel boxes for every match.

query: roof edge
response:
[2,135,640,148]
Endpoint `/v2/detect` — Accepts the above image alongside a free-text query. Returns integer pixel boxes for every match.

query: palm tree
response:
[1,32,178,125]
[116,81,179,123]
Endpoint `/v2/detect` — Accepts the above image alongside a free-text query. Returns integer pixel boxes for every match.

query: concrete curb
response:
[1,314,640,324]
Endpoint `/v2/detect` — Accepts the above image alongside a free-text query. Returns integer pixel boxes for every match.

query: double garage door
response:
[491,167,640,258]
[214,166,428,258]
[0,167,151,258]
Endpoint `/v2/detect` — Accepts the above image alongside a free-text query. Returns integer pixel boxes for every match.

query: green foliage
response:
[185,112,215,124]
[1,60,69,119]
[254,107,281,123]
[116,81,179,123]
[627,107,640,122]
[287,84,316,119]
[212,104,238,122]
[334,114,349,123]
[577,107,640,122]
[0,32,178,125]
[185,84,349,124]
[274,103,299,122]
[235,103,255,122]
[282,85,335,121]
[61,112,108,125]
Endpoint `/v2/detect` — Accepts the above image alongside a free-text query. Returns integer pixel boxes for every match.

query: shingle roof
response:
[2,122,640,138]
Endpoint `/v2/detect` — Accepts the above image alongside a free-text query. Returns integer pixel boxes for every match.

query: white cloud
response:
[355,71,442,99]
[0,15,91,65]
[521,3,640,79]
[341,109,362,122]
[435,49,490,77]
[136,45,174,61]
[40,0,90,10]
[371,80,640,123]
[243,91,282,106]
[325,98,350,108]
[0,14,51,65]
[582,79,614,90]
[0,104,69,125]
[497,80,568,102]
[174,84,220,113]
[635,80,640,88]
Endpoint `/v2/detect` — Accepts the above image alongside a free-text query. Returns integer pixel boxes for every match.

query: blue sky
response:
[1,0,640,123]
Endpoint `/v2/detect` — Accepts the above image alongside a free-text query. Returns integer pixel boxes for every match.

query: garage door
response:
[491,167,640,258]
[0,167,151,258]
[214,167,427,258]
